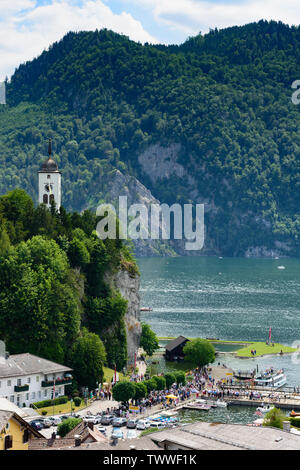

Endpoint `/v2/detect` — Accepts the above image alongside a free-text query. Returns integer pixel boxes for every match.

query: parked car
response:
[29,420,44,431]
[40,418,52,428]
[83,415,101,424]
[111,427,124,439]
[112,417,127,427]
[126,418,138,429]
[149,421,166,429]
[127,430,138,439]
[136,420,150,430]
[101,414,115,425]
[48,417,62,426]
[60,415,70,421]
[97,426,107,435]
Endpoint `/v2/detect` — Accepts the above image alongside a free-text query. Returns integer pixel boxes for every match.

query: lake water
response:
[138,256,300,387]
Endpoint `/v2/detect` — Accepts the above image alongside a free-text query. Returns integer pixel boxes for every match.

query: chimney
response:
[74,435,81,447]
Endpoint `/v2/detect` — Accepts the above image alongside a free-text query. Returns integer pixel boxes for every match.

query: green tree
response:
[143,378,157,393]
[70,328,106,389]
[152,376,166,391]
[140,323,159,357]
[174,371,186,386]
[133,382,147,401]
[0,236,81,359]
[164,373,176,388]
[183,339,215,368]
[112,381,136,403]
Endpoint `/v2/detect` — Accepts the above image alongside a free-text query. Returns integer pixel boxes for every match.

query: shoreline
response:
[158,337,298,358]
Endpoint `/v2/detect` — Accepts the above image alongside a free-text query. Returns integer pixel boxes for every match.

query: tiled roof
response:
[0,410,13,432]
[0,353,72,378]
[165,336,188,352]
[151,422,300,450]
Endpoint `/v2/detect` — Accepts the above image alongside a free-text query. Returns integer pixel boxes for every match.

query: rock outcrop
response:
[115,269,141,366]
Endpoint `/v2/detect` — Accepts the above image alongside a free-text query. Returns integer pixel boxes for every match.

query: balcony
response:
[41,378,72,388]
[14,384,29,392]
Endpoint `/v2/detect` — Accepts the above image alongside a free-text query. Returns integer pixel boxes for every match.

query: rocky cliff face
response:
[115,269,141,366]
[102,169,176,257]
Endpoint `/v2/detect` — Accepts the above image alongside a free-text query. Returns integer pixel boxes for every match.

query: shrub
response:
[288,417,300,429]
[73,397,81,407]
[144,378,157,393]
[174,371,186,386]
[57,418,82,437]
[33,396,68,409]
[152,376,166,391]
[263,408,286,429]
[41,411,48,416]
[164,373,176,388]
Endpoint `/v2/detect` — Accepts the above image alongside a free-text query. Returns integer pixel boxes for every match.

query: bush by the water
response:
[263,408,286,429]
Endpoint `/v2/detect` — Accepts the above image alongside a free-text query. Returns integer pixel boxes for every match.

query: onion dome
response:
[40,139,59,172]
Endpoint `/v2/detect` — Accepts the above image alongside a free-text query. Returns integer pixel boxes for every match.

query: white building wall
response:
[38,171,61,209]
[0,372,67,408]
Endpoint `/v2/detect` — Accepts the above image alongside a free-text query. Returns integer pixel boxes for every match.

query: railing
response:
[41,378,72,388]
[14,384,29,392]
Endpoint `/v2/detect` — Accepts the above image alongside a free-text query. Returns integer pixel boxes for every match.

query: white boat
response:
[196,398,227,408]
[254,369,287,389]
[215,400,228,408]
[256,404,275,414]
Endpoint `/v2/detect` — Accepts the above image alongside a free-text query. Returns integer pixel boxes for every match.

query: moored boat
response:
[254,369,287,389]
[256,404,275,414]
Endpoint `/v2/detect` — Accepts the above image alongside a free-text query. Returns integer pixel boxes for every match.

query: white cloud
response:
[0,0,157,80]
[131,0,300,35]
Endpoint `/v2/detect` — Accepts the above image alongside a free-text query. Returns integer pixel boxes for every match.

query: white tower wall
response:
[38,171,61,210]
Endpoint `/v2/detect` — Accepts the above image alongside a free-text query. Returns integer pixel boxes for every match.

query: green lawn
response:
[103,366,127,383]
[158,336,297,358]
[236,342,297,358]
[37,399,88,416]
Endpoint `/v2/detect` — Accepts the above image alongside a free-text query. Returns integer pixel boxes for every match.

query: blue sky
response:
[1,0,300,79]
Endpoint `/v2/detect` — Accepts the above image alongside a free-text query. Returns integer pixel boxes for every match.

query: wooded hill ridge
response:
[0,20,299,256]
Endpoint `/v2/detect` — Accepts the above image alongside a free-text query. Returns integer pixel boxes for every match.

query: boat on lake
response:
[256,404,275,414]
[254,369,287,388]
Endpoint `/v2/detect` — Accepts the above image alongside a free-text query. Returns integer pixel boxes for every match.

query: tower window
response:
[49,194,54,203]
[43,194,48,204]
[47,175,51,179]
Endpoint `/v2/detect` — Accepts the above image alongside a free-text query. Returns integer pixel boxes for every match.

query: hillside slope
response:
[1,20,299,256]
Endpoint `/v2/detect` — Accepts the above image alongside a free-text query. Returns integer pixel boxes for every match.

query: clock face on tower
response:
[44,183,53,193]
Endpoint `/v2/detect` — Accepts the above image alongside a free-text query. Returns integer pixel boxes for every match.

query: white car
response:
[127,430,138,439]
[136,420,150,430]
[149,421,166,429]
[83,416,101,424]
[49,417,62,426]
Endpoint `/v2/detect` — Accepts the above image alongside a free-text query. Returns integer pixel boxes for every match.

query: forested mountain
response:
[1,20,299,256]
[0,189,139,384]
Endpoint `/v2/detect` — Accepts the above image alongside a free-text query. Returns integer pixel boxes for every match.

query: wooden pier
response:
[225,396,300,410]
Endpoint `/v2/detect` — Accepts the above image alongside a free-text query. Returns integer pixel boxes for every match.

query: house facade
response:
[0,353,72,408]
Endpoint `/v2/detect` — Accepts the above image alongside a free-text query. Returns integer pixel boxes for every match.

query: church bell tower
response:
[38,139,61,210]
